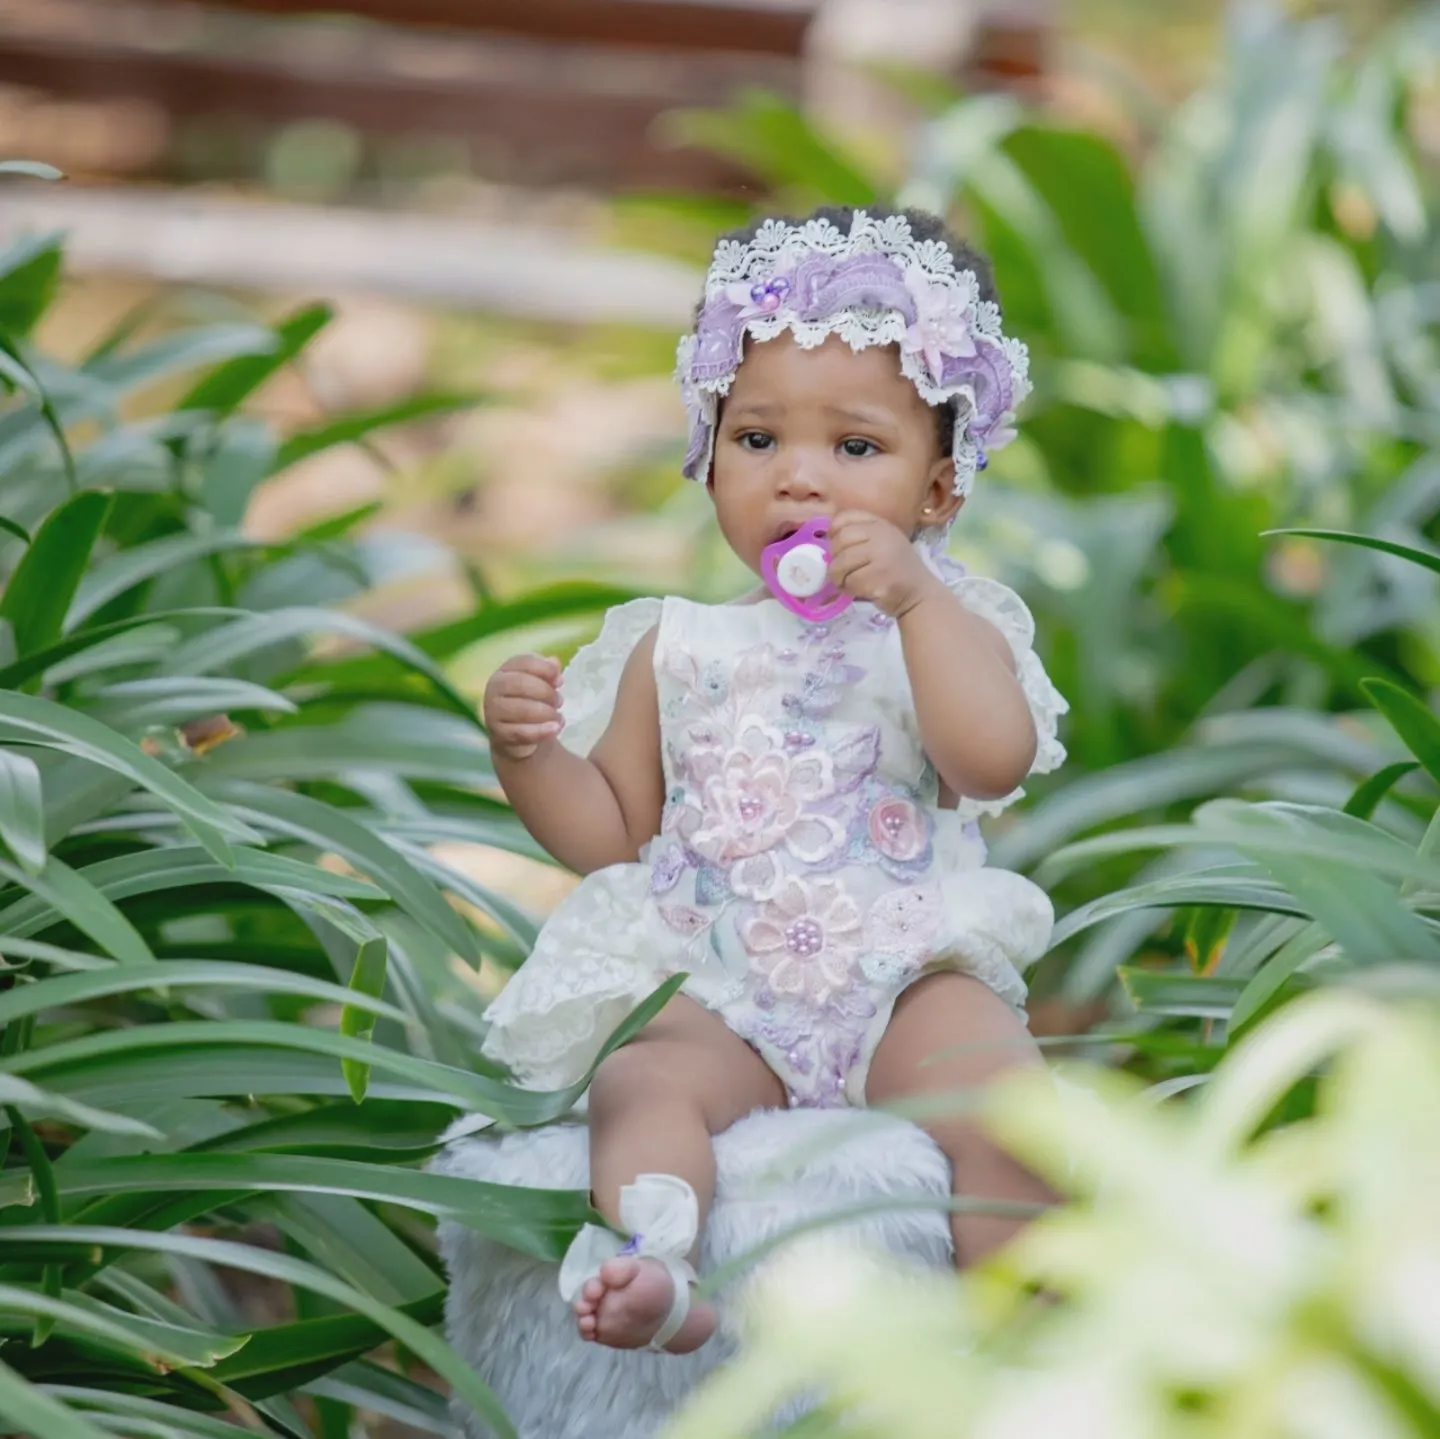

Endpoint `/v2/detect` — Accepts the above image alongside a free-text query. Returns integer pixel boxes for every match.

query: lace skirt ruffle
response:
[480,841,1051,1094]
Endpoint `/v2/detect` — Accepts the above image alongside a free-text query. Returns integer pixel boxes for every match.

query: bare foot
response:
[573,1256,717,1354]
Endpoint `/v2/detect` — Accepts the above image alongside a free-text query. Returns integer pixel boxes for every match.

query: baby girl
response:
[481,206,1066,1355]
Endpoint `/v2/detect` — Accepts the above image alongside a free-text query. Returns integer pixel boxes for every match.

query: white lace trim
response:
[557,598,662,758]
[945,574,1069,823]
[480,864,661,1090]
[677,212,1031,500]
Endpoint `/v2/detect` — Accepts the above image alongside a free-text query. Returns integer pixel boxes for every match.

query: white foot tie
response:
[558,1173,699,1352]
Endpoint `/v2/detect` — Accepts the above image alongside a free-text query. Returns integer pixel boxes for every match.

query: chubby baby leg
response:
[579,992,785,1353]
[866,972,1055,1267]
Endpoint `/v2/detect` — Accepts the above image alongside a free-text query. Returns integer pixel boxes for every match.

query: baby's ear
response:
[920,457,964,527]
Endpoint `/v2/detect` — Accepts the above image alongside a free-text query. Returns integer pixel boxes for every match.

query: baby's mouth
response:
[769,517,825,545]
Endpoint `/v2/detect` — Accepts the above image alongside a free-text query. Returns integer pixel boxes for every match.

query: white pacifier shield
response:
[776,543,829,598]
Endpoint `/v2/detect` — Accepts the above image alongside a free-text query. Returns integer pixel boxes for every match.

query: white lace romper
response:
[481,555,1067,1108]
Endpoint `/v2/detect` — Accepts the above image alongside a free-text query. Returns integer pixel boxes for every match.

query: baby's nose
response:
[777,454,827,501]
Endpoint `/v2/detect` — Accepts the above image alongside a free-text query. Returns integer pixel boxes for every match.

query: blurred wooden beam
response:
[0,184,704,323]
[0,27,780,192]
[145,0,819,56]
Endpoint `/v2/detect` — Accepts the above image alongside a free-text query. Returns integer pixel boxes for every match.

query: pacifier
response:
[760,517,853,624]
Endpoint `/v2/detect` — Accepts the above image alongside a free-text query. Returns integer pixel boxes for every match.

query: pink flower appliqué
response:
[868,796,930,863]
[861,886,942,984]
[682,721,844,872]
[742,877,865,1004]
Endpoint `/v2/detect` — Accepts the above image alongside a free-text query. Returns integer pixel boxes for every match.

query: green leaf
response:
[661,90,877,205]
[1265,527,1440,578]
[1229,921,1331,1031]
[0,606,245,692]
[163,608,480,726]
[341,936,388,1103]
[1195,803,1440,967]
[202,1291,443,1396]
[304,1361,459,1438]
[27,1154,591,1264]
[197,704,493,787]
[177,303,332,418]
[37,1388,257,1439]
[1053,869,1304,946]
[277,393,478,471]
[4,1104,62,1343]
[204,778,482,965]
[0,232,62,336]
[0,690,258,864]
[0,1075,162,1138]
[0,959,408,1031]
[193,418,278,529]
[0,854,155,966]
[0,746,45,873]
[1344,761,1421,820]
[1361,679,1440,787]
[293,501,385,544]
[0,1284,247,1367]
[0,847,382,944]
[87,324,279,398]
[6,1225,520,1438]
[0,490,112,658]
[65,530,261,629]
[0,514,30,545]
[24,974,687,1131]
[0,1360,113,1439]
[342,580,645,672]
[1003,126,1173,368]
[1117,969,1247,1019]
[82,675,296,730]
[0,160,64,179]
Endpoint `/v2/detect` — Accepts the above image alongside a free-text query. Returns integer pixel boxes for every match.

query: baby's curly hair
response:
[709,204,999,459]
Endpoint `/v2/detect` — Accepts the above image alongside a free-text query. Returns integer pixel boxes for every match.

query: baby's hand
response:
[828,510,941,618]
[484,654,564,761]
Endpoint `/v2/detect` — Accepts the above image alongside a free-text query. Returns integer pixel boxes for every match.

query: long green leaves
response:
[0,490,111,659]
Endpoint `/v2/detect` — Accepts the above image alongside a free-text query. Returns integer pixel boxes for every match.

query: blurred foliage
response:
[644,1,1440,1015]
[670,989,1440,1436]
[0,177,686,1434]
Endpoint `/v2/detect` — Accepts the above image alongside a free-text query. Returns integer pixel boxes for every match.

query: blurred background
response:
[2,0,1438,999]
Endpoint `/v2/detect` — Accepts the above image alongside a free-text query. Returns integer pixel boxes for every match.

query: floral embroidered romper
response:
[481,553,1067,1108]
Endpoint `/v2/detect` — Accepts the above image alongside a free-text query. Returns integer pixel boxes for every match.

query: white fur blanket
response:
[434,1108,953,1439]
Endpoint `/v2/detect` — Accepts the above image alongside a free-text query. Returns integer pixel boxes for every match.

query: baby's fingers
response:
[504,652,563,682]
[495,669,563,708]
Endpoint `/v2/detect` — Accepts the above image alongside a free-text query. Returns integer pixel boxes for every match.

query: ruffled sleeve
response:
[934,560,1069,822]
[557,598,663,758]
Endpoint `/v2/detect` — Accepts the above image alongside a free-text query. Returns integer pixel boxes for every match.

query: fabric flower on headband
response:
[675,211,1031,506]
[901,268,976,387]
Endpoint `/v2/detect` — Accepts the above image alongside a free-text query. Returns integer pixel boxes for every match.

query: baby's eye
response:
[737,431,775,453]
[840,437,880,458]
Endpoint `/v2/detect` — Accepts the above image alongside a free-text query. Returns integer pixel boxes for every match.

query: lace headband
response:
[675,211,1030,498]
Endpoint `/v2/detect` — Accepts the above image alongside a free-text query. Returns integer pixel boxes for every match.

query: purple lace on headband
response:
[675,212,1031,501]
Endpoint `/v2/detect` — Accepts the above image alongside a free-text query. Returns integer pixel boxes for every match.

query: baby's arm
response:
[897,589,1036,801]
[828,510,1036,802]
[483,627,664,875]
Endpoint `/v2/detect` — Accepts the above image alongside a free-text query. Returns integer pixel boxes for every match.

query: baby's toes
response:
[599,1256,639,1290]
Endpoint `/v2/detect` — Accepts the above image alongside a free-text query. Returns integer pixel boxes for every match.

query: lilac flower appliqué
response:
[901,269,976,386]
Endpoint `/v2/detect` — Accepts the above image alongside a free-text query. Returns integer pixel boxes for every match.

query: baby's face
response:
[708,332,960,576]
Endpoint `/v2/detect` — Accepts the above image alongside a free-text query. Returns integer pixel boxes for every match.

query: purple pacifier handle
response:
[760,517,854,624]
